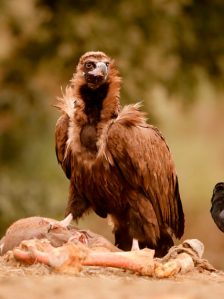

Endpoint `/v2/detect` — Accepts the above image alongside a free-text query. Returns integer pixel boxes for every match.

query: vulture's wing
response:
[55,86,75,179]
[55,113,71,179]
[105,104,184,239]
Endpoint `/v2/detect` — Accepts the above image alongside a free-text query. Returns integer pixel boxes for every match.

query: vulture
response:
[55,51,184,257]
[210,182,224,232]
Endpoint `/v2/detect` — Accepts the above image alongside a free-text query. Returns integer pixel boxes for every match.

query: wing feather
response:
[106,105,184,238]
[55,113,71,179]
[55,86,75,179]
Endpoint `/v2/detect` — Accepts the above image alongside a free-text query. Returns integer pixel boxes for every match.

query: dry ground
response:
[0,256,224,299]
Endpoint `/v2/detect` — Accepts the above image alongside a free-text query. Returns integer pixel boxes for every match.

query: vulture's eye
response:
[85,61,95,70]
[105,62,109,67]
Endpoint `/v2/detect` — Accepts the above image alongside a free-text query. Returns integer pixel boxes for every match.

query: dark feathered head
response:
[73,51,120,90]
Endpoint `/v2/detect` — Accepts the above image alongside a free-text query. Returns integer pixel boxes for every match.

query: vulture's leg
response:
[13,240,155,275]
[131,238,140,251]
[65,183,91,219]
[114,226,132,251]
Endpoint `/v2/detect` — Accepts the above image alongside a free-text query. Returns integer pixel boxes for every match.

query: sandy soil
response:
[0,256,224,299]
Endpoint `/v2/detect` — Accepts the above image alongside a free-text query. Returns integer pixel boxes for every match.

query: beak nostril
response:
[96,62,107,76]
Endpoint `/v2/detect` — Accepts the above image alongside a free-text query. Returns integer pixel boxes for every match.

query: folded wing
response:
[105,104,184,239]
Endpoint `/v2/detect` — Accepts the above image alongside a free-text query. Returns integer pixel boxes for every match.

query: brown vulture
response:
[55,51,184,257]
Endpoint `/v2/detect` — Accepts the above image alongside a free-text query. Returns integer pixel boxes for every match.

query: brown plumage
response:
[55,51,184,257]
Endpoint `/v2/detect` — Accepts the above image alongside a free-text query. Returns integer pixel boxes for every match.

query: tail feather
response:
[174,177,185,239]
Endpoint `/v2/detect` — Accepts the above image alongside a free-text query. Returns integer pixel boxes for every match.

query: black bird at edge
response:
[210,182,224,232]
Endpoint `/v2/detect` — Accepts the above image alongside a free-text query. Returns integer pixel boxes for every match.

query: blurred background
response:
[0,0,224,268]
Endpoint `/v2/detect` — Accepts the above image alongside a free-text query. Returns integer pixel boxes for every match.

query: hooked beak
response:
[89,62,108,78]
[85,62,108,88]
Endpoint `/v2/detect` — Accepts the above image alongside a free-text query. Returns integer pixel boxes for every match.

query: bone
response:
[182,239,204,258]
[13,239,155,275]
[0,216,210,278]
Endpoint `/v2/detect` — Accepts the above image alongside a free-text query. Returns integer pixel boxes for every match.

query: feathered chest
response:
[80,124,98,152]
[66,118,125,212]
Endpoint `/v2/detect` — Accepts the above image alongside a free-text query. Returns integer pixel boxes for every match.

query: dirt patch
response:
[0,255,224,299]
